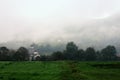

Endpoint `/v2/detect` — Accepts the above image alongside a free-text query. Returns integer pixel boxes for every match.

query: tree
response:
[101,45,117,61]
[0,47,9,61]
[13,47,29,61]
[77,49,85,61]
[64,42,78,60]
[8,50,16,61]
[96,51,101,61]
[51,51,64,60]
[85,47,96,61]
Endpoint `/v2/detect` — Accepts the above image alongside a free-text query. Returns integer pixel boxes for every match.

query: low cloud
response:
[0,14,120,51]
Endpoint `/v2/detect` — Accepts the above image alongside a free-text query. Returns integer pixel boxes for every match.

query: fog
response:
[0,0,120,50]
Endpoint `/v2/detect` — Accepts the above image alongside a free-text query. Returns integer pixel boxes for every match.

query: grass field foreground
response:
[0,61,120,80]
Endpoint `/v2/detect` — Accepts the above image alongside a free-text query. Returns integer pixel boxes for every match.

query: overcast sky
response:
[0,0,120,45]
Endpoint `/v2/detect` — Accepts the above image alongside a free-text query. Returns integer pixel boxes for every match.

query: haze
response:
[0,0,120,49]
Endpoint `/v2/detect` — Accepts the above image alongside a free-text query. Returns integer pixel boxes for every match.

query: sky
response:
[0,0,120,47]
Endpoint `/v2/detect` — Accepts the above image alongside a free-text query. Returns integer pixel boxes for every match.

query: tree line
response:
[0,42,119,61]
[0,47,29,61]
[41,42,119,61]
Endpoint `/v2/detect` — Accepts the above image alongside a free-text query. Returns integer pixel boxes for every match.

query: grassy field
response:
[0,61,120,80]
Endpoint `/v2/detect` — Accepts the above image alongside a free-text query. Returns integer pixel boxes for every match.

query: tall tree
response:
[64,42,78,60]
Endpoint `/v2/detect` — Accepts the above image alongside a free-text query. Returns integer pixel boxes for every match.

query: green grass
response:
[0,61,120,80]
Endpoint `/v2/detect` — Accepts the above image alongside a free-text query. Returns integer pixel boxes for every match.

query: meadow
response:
[0,61,120,80]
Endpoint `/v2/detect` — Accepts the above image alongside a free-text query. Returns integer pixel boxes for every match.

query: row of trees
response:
[42,42,118,61]
[0,42,119,61]
[0,47,29,61]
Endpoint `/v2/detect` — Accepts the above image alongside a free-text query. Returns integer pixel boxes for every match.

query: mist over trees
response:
[30,43,65,55]
[0,41,118,61]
